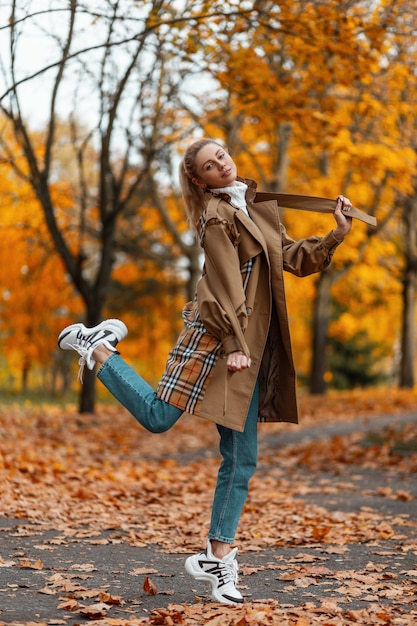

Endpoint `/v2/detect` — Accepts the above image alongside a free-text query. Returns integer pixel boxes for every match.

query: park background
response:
[0,0,416,411]
[1,3,417,625]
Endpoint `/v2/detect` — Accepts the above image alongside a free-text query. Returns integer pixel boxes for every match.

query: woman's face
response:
[193,143,237,189]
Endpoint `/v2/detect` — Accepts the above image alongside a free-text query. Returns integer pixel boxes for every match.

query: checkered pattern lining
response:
[156,257,254,414]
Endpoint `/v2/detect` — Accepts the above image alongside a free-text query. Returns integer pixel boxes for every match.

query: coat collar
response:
[204,176,257,205]
[204,180,270,261]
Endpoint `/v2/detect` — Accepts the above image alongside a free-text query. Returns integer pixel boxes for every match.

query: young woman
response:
[58,138,353,605]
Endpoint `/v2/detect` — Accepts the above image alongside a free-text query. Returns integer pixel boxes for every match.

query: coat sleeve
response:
[196,217,250,356]
[281,224,343,276]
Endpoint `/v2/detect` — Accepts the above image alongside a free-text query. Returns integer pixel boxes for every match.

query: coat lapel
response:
[234,208,269,263]
[206,194,268,265]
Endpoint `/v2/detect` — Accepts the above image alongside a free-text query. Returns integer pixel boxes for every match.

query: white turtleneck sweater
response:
[212,181,249,216]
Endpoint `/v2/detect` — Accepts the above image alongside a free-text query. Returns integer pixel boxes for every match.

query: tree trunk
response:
[309,271,334,394]
[399,197,417,388]
[21,362,29,392]
[79,368,97,413]
[77,302,106,413]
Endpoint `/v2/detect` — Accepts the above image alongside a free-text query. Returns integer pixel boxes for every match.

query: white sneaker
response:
[58,319,128,381]
[185,540,243,605]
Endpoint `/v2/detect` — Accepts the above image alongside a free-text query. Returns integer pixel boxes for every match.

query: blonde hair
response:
[179,138,224,230]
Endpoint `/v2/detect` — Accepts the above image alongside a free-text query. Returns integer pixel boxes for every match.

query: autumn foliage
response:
[1,388,417,624]
[0,1,416,397]
[1,3,417,625]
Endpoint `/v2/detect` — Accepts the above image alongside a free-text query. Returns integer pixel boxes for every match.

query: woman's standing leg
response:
[185,383,259,605]
[209,381,259,544]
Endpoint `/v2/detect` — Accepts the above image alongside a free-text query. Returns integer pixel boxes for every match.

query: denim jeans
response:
[97,354,259,543]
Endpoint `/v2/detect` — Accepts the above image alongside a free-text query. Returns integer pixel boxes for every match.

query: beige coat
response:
[156,178,343,432]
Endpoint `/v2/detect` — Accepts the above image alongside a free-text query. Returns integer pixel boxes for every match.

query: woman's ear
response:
[192,177,206,189]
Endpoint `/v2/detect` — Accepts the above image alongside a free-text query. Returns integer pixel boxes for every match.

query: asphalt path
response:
[1,411,416,624]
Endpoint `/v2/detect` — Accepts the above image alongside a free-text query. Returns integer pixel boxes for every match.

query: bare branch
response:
[0,6,255,103]
[44,0,77,176]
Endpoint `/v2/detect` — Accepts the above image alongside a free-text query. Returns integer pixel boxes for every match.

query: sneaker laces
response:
[206,542,239,585]
[223,556,239,585]
[210,552,239,587]
[71,345,93,383]
[71,338,117,382]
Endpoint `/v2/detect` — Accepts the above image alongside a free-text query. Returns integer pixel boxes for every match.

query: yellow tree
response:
[0,1,201,410]
[181,0,417,391]
[107,194,194,385]
[0,123,81,391]
[1,0,265,410]
[382,3,417,388]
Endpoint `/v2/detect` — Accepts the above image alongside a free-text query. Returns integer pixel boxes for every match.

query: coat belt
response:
[253,192,377,227]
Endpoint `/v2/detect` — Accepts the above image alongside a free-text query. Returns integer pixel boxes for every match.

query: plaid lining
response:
[156,256,254,415]
[241,258,253,291]
[156,307,221,413]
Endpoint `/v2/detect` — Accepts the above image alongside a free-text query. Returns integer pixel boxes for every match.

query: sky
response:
[0,3,100,127]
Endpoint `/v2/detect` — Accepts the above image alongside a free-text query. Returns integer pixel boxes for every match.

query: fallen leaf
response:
[143,575,157,595]
[78,602,111,618]
[99,591,123,605]
[19,558,43,569]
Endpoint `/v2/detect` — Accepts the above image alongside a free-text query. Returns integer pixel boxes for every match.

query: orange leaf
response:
[312,526,331,540]
[78,602,110,618]
[57,598,79,611]
[377,521,395,539]
[19,558,43,570]
[143,575,157,595]
[99,591,123,605]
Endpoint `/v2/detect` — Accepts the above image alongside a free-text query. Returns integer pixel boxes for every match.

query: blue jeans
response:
[97,354,258,543]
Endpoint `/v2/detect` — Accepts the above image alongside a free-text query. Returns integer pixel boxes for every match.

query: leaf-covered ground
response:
[1,387,417,625]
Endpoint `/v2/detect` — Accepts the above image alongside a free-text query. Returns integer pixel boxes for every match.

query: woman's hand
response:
[333,195,353,241]
[227,350,251,372]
